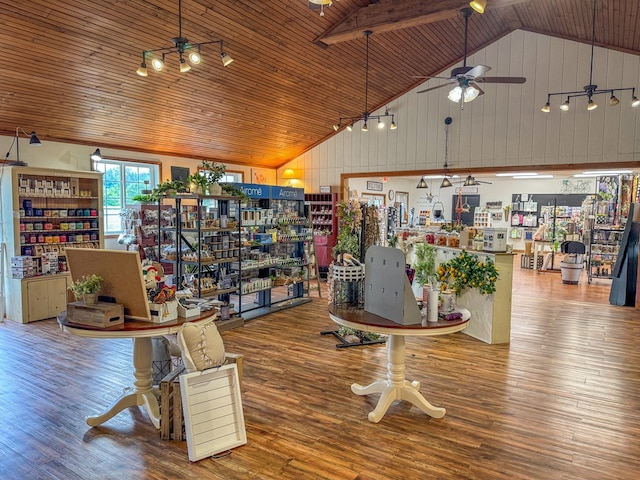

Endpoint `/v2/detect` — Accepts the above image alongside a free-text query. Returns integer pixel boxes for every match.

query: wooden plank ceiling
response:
[1,0,638,169]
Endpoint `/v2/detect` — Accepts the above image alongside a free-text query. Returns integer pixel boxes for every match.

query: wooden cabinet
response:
[1,166,103,323]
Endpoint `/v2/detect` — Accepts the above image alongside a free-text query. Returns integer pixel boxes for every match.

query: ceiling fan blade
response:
[466,64,491,78]
[470,82,485,96]
[411,75,452,80]
[417,82,454,94]
[476,76,527,84]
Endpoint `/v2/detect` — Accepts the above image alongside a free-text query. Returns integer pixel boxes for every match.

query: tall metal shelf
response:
[237,184,313,320]
[157,193,244,328]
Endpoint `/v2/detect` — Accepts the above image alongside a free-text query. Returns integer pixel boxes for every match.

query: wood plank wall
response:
[289,30,640,192]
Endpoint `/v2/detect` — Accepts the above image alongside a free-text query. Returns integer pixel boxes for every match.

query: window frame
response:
[93,156,162,235]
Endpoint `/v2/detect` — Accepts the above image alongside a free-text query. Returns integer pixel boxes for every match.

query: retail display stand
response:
[364,246,421,325]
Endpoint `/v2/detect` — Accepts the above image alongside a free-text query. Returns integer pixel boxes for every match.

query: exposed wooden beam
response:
[316,0,533,46]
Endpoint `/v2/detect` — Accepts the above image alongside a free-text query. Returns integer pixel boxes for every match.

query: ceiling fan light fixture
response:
[463,175,475,186]
[448,86,463,103]
[362,122,368,132]
[416,177,428,189]
[469,0,486,14]
[587,98,598,111]
[560,99,571,111]
[463,85,480,102]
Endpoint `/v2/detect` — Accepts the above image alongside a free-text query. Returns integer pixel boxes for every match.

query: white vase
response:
[208,183,222,196]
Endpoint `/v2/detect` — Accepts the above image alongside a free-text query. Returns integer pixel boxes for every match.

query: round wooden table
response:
[328,305,470,423]
[57,311,214,429]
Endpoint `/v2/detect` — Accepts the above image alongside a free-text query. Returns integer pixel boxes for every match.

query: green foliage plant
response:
[437,250,499,296]
[200,160,226,184]
[68,274,104,300]
[413,243,436,287]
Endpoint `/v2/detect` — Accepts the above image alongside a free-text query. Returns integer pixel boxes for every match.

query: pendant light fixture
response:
[440,117,453,188]
[416,177,428,189]
[469,0,486,14]
[135,0,233,77]
[332,31,397,132]
[541,0,639,112]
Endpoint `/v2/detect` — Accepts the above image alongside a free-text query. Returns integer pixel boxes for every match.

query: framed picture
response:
[395,191,409,225]
[367,181,383,191]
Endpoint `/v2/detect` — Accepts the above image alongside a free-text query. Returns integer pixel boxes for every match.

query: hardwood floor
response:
[1,261,640,479]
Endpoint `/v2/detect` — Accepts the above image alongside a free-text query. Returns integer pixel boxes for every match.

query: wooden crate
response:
[67,301,124,328]
[159,353,244,441]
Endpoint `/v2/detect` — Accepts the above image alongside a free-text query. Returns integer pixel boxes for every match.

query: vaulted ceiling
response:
[1,0,639,169]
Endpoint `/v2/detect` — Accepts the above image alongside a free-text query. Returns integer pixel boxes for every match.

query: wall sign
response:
[367,181,383,191]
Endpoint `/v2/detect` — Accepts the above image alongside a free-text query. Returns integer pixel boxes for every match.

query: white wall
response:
[0,138,276,184]
[283,30,640,192]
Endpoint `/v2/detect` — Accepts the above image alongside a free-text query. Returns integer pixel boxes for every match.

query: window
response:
[94,159,159,234]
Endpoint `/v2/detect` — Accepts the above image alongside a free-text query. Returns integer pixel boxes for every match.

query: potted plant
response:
[68,274,104,305]
[199,160,226,195]
[187,172,209,195]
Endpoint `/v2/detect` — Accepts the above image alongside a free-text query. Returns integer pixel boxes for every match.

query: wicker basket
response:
[331,264,365,308]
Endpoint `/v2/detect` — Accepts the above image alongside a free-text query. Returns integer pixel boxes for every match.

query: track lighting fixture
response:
[332,31,397,132]
[135,0,233,77]
[541,0,638,113]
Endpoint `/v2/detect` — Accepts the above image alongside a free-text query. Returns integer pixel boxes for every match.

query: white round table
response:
[58,311,214,429]
[328,305,470,423]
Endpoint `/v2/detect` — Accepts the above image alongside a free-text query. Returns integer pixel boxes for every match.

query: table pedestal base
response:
[86,337,161,429]
[351,335,446,423]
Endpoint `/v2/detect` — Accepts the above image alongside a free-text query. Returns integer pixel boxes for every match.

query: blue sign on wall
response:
[238,183,271,199]
[271,186,304,200]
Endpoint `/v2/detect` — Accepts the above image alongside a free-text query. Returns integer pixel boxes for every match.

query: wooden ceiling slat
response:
[0,0,638,168]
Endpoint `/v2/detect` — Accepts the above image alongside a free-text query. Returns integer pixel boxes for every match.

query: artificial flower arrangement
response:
[334,199,363,258]
[437,250,499,296]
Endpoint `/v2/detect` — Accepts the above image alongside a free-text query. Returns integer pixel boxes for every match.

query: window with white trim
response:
[93,159,160,234]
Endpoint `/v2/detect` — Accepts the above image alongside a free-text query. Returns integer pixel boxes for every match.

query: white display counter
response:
[426,246,514,344]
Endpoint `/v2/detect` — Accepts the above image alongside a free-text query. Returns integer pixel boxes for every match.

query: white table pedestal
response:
[351,335,445,423]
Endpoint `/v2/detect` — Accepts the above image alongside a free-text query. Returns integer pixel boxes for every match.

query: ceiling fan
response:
[416,7,526,102]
